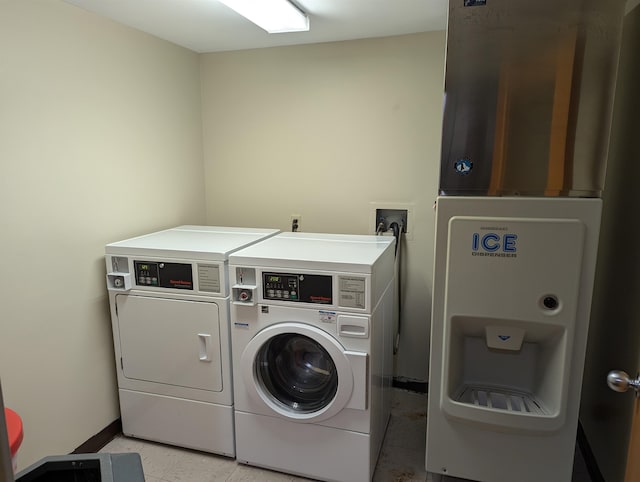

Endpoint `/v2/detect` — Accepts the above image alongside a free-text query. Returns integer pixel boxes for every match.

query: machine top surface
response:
[229,232,395,273]
[105,225,279,261]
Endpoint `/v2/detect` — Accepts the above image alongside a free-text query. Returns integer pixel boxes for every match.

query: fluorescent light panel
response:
[219,0,309,33]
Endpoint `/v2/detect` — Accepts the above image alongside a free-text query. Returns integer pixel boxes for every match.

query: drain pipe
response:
[0,381,15,482]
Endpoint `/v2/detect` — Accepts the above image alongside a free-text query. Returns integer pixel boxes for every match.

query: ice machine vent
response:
[456,385,545,415]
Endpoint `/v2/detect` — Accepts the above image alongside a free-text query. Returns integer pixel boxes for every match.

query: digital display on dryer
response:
[263,272,332,304]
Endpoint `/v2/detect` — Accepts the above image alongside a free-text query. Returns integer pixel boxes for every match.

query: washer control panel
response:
[263,272,332,304]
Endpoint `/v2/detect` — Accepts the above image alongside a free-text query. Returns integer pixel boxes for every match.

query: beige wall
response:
[0,0,205,469]
[0,3,447,468]
[580,3,640,481]
[201,32,446,381]
[4,0,634,477]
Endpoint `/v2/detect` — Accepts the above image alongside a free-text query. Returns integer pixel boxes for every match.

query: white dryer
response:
[105,225,279,457]
[229,232,396,482]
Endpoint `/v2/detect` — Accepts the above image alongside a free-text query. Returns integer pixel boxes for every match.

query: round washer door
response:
[240,322,354,423]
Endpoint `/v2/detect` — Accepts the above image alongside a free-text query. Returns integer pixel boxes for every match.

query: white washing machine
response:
[228,232,396,482]
[105,225,279,457]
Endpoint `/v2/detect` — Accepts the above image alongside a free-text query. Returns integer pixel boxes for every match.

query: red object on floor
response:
[4,408,23,457]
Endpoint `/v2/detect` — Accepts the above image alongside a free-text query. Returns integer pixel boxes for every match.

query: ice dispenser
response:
[426,197,602,482]
[425,0,625,477]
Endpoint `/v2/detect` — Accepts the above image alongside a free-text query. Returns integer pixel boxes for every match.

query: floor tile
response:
[227,463,309,481]
[99,388,427,482]
[98,388,591,482]
[374,444,427,481]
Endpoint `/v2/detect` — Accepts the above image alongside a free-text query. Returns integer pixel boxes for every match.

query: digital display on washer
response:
[263,272,332,304]
[134,261,193,290]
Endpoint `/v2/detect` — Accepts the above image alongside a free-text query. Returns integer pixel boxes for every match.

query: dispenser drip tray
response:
[455,385,546,415]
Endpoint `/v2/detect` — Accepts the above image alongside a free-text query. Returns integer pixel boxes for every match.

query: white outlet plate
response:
[290,214,302,232]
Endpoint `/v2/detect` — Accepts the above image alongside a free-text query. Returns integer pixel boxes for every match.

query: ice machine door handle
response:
[198,334,212,362]
[607,370,640,398]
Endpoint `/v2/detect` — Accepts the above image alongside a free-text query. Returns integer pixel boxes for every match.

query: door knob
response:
[607,370,640,397]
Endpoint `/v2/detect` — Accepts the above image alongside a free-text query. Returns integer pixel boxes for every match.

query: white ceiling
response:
[63,0,448,53]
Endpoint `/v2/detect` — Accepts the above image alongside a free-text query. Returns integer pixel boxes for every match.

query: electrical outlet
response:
[291,214,302,232]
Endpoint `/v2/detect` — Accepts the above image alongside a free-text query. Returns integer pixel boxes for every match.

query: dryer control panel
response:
[135,260,193,290]
[107,255,224,295]
[263,272,332,304]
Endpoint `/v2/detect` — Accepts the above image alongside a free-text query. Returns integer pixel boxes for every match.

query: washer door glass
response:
[256,333,338,413]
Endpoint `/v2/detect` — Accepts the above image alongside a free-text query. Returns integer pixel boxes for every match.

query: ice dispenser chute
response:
[443,315,570,432]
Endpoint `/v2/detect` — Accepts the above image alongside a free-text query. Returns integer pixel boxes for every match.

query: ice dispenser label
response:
[471,232,518,257]
[446,216,586,320]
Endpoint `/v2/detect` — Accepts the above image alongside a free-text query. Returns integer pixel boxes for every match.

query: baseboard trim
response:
[577,421,606,482]
[72,419,122,454]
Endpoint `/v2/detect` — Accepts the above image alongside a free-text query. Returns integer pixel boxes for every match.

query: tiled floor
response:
[100,388,428,482]
[99,388,591,482]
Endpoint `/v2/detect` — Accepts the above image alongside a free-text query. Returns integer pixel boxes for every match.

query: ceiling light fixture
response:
[218,0,309,33]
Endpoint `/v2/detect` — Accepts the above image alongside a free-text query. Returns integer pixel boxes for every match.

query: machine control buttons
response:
[267,289,293,299]
[137,276,158,286]
[134,260,193,290]
[263,272,332,304]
